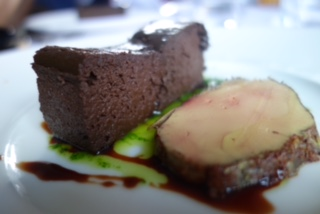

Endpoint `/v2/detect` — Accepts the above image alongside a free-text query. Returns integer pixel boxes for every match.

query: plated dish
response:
[1,60,320,214]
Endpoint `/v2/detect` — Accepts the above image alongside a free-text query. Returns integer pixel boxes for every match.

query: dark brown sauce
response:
[41,122,52,135]
[107,150,275,214]
[161,173,275,214]
[17,161,142,189]
[31,122,275,213]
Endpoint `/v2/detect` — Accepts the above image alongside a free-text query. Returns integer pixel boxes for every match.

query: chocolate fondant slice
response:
[33,20,208,153]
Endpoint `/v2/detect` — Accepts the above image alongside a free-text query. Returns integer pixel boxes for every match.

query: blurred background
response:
[1,0,320,50]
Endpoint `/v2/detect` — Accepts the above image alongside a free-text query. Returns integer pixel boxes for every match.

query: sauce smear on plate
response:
[17,158,275,214]
[17,127,276,214]
[17,161,141,189]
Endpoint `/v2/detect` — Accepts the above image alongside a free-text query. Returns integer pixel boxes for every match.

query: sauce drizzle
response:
[41,122,52,135]
[17,161,142,189]
[17,159,275,214]
[17,129,275,214]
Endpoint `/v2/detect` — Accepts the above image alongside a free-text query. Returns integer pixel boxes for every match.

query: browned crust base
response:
[155,126,320,198]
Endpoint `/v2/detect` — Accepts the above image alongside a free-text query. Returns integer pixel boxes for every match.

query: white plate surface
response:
[1,58,320,214]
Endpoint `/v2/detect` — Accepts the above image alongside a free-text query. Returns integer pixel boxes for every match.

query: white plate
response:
[1,58,320,214]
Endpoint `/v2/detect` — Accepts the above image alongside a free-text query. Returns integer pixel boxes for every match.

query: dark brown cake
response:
[33,20,208,153]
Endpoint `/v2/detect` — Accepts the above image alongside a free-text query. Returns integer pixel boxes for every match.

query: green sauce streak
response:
[113,89,202,159]
[49,79,222,186]
[50,143,166,186]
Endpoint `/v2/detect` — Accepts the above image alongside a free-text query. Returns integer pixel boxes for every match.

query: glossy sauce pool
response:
[16,125,276,214]
[17,159,275,214]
